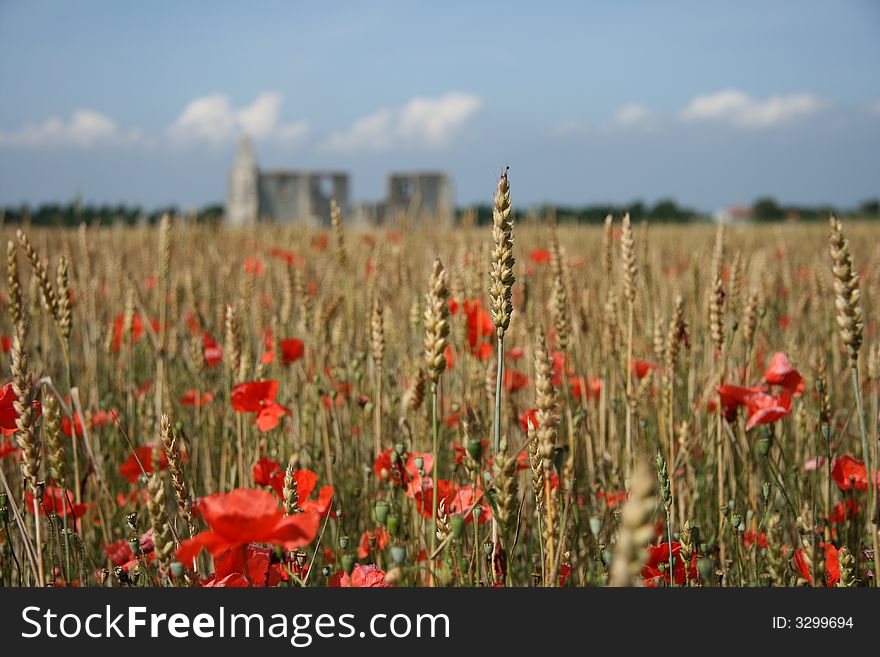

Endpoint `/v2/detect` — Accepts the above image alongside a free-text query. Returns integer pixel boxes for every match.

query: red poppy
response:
[267,248,297,265]
[261,330,305,365]
[529,248,552,264]
[26,486,88,518]
[1,382,42,436]
[104,539,133,566]
[0,438,18,458]
[464,299,494,351]
[520,408,539,430]
[255,403,291,432]
[203,543,289,588]
[252,458,333,515]
[312,233,329,252]
[92,409,117,427]
[830,500,859,523]
[642,541,697,586]
[444,345,456,370]
[763,352,804,397]
[742,531,768,549]
[632,360,658,379]
[506,346,524,360]
[176,489,321,564]
[243,257,264,275]
[329,563,390,588]
[831,455,877,491]
[600,490,628,508]
[357,527,390,559]
[111,314,160,352]
[202,332,223,366]
[472,342,493,360]
[743,390,792,431]
[1,336,10,352]
[179,389,214,407]
[118,445,173,484]
[794,544,840,586]
[570,376,602,400]
[412,479,489,524]
[62,413,84,437]
[503,370,529,392]
[231,380,278,412]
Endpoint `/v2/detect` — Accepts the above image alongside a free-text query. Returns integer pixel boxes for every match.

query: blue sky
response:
[1,0,878,211]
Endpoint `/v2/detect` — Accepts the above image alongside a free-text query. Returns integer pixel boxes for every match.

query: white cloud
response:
[168,91,308,144]
[0,109,133,147]
[613,103,651,126]
[323,92,482,152]
[680,89,826,128]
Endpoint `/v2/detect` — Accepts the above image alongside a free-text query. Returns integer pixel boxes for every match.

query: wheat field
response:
[1,177,879,588]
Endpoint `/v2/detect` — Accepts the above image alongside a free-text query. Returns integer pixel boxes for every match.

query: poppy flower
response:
[520,408,539,430]
[529,248,552,264]
[1,382,42,437]
[570,376,602,400]
[243,257,264,275]
[763,352,804,397]
[255,403,291,432]
[111,314,159,352]
[202,332,223,366]
[329,563,390,588]
[412,480,489,524]
[794,544,840,586]
[743,390,792,431]
[503,370,529,392]
[831,455,877,491]
[632,360,658,379]
[92,409,117,427]
[506,346,524,360]
[642,541,697,586]
[252,458,333,515]
[261,330,305,365]
[62,413,85,438]
[0,438,18,458]
[179,389,214,407]
[464,300,494,351]
[742,531,768,549]
[830,500,859,523]
[1,336,10,352]
[104,539,133,566]
[176,489,321,564]
[472,342,493,360]
[26,486,88,519]
[357,527,390,559]
[444,345,456,370]
[119,445,173,484]
[203,543,288,588]
[231,380,279,412]
[268,248,297,265]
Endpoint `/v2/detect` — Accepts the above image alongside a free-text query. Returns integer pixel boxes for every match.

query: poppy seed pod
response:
[128,537,141,556]
[698,557,715,583]
[450,514,465,538]
[390,544,407,565]
[394,442,406,456]
[762,482,772,501]
[375,501,390,525]
[341,555,356,575]
[589,517,601,536]
[413,456,424,472]
[757,436,772,457]
[466,439,483,463]
[386,515,400,537]
[338,535,350,551]
[169,561,185,579]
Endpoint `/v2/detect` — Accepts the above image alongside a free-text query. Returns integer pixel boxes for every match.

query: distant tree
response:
[752,197,784,222]
[859,199,879,217]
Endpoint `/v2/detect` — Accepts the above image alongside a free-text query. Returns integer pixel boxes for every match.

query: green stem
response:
[850,366,879,586]
[430,382,439,586]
